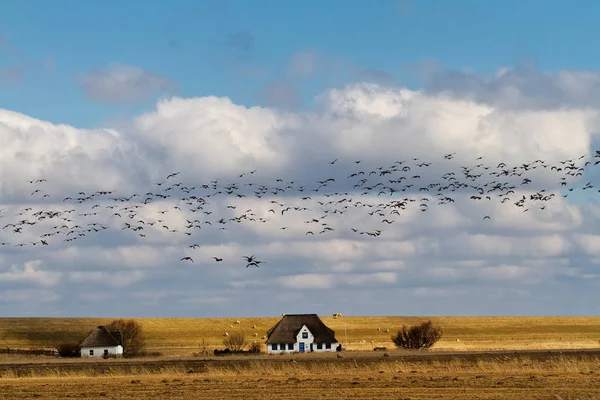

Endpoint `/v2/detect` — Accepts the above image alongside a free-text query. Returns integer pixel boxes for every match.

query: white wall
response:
[267,325,339,354]
[295,324,314,352]
[310,341,339,352]
[81,345,123,358]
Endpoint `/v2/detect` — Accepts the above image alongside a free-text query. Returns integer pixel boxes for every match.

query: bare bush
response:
[391,320,442,350]
[248,341,263,353]
[222,332,248,351]
[105,319,146,357]
[197,338,210,356]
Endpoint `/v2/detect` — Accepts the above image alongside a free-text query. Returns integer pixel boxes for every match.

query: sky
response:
[1,0,600,318]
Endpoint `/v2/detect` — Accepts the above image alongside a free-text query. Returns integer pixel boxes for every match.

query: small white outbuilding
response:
[80,326,124,358]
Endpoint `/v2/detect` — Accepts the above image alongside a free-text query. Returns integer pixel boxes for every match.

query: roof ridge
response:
[80,325,122,348]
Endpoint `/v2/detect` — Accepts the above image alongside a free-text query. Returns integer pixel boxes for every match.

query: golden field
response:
[0,316,599,353]
[1,354,600,399]
[0,316,600,399]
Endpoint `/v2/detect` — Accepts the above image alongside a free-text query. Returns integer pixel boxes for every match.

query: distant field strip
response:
[0,316,598,352]
[1,350,600,378]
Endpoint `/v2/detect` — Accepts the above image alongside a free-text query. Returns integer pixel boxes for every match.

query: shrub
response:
[391,320,442,350]
[56,343,80,358]
[248,341,263,353]
[222,332,248,352]
[214,348,232,356]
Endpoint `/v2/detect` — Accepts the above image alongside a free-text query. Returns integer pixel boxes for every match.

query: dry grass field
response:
[0,316,599,399]
[0,316,599,353]
[1,353,600,399]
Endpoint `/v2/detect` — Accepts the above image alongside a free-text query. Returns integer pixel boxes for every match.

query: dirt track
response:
[2,348,599,377]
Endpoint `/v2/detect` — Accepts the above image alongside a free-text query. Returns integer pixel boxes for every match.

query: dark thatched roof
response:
[80,326,122,348]
[266,314,337,344]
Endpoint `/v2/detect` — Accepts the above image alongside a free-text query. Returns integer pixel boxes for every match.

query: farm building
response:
[80,326,123,358]
[265,313,340,354]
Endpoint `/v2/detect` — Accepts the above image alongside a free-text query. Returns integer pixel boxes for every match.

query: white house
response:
[265,314,340,354]
[80,326,124,358]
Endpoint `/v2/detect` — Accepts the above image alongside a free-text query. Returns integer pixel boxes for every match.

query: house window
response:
[317,343,322,350]
[89,350,94,356]
[302,331,308,339]
[287,343,294,350]
[325,343,331,349]
[104,349,109,356]
[272,344,278,351]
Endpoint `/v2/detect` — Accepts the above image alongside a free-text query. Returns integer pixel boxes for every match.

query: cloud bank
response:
[2,66,600,317]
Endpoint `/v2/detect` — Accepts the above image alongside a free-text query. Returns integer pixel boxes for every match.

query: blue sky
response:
[2,0,599,126]
[2,1,600,318]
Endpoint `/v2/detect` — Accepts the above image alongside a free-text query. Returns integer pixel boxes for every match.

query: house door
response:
[299,343,305,352]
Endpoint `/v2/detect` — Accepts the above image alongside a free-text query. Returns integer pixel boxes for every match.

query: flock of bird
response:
[1,151,599,269]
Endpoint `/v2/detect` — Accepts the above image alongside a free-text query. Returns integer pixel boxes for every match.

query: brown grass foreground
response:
[1,316,599,353]
[1,354,599,399]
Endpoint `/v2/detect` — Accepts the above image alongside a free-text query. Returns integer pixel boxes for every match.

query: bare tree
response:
[391,320,442,350]
[105,319,146,357]
[222,332,248,352]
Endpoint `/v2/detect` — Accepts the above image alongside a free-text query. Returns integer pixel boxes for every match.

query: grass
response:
[0,316,599,353]
[1,316,598,399]
[1,354,600,399]
[0,354,599,378]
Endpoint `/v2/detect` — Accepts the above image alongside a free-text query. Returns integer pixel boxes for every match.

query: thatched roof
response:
[266,314,337,344]
[80,326,122,347]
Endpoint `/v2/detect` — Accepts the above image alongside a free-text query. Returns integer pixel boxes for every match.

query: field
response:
[1,316,599,353]
[0,316,599,399]
[1,351,600,399]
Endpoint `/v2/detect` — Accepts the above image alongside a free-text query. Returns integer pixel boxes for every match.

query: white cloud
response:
[0,260,60,287]
[3,68,600,315]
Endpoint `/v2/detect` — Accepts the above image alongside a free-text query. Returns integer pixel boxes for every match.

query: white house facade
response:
[81,344,124,358]
[79,326,124,358]
[266,314,340,354]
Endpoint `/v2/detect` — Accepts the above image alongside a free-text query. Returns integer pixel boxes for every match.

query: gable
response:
[296,325,312,339]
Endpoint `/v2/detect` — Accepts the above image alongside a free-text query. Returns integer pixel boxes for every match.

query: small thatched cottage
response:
[80,326,123,358]
[265,314,340,354]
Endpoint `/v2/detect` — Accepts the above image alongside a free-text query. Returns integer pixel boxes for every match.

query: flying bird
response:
[2,148,594,274]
